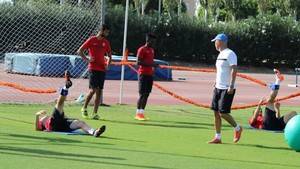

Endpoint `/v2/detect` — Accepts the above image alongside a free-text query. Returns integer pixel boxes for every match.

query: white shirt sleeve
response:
[228,51,237,66]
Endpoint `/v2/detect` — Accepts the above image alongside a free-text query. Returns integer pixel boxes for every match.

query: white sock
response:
[275,79,280,85]
[140,109,144,114]
[235,125,241,131]
[215,133,221,139]
[136,109,140,114]
[88,129,95,135]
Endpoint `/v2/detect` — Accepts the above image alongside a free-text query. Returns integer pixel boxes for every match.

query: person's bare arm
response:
[250,98,264,122]
[77,47,94,63]
[274,102,281,118]
[35,110,46,131]
[227,65,237,94]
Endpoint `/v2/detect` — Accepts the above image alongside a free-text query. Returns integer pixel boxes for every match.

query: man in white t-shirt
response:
[208,33,243,144]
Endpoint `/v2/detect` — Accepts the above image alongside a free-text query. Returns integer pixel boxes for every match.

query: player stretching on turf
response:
[249,69,298,131]
[209,33,242,144]
[135,33,158,121]
[35,71,106,137]
[77,24,112,120]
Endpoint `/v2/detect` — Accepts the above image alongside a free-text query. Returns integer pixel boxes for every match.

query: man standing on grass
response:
[77,24,112,120]
[135,33,158,121]
[208,33,243,144]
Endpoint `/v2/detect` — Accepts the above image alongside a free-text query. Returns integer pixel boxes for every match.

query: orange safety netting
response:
[126,64,300,110]
[0,81,56,94]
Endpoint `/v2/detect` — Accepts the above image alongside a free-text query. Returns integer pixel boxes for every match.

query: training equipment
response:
[284,115,300,151]
[76,93,85,103]
[288,68,299,88]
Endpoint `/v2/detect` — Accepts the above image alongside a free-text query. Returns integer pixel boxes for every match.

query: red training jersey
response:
[38,116,52,131]
[137,45,155,75]
[81,36,111,71]
[249,114,263,129]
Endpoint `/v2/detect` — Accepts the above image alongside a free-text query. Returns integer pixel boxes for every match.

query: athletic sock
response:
[140,109,145,114]
[235,125,241,131]
[275,78,280,85]
[88,129,95,135]
[60,87,68,96]
[136,109,140,114]
[215,133,221,140]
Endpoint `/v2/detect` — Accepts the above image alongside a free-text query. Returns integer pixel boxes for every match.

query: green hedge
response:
[1,3,300,68]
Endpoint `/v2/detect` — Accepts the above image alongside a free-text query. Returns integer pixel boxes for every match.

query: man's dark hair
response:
[100,24,110,32]
[146,33,157,41]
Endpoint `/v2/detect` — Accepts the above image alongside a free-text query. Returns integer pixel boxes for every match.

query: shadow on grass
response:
[0,115,33,125]
[101,136,145,143]
[0,145,123,159]
[0,133,113,146]
[227,143,291,151]
[0,147,170,169]
[102,119,209,130]
[150,108,211,118]
[95,146,300,168]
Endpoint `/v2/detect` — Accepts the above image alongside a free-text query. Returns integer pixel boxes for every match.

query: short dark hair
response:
[100,24,110,32]
[146,33,157,41]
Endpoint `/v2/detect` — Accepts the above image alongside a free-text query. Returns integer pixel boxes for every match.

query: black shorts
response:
[50,108,75,132]
[263,107,286,131]
[139,74,153,94]
[89,70,106,89]
[211,88,236,114]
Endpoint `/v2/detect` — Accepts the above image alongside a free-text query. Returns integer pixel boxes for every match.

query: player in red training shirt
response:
[135,33,158,121]
[77,24,112,120]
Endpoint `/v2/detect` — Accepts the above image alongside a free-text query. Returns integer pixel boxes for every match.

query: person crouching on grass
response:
[35,71,106,137]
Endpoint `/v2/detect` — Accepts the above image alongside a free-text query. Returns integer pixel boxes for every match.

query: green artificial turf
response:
[0,104,299,169]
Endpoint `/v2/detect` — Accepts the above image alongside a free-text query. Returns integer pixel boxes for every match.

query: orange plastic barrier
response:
[112,62,267,87]
[0,81,56,94]
[127,64,299,110]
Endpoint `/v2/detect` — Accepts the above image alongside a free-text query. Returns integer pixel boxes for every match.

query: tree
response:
[163,0,179,17]
[257,0,272,15]
[198,0,209,22]
[288,0,300,20]
[223,0,242,21]
[209,0,223,22]
[133,0,149,16]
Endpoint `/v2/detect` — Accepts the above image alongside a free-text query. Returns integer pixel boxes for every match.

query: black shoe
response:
[94,125,106,137]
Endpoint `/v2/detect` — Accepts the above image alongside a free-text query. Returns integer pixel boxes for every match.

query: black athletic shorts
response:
[139,74,153,94]
[263,107,286,131]
[50,108,75,132]
[89,70,106,89]
[211,88,236,114]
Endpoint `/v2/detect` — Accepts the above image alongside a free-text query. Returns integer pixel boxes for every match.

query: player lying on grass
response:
[35,71,106,137]
[249,69,298,131]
